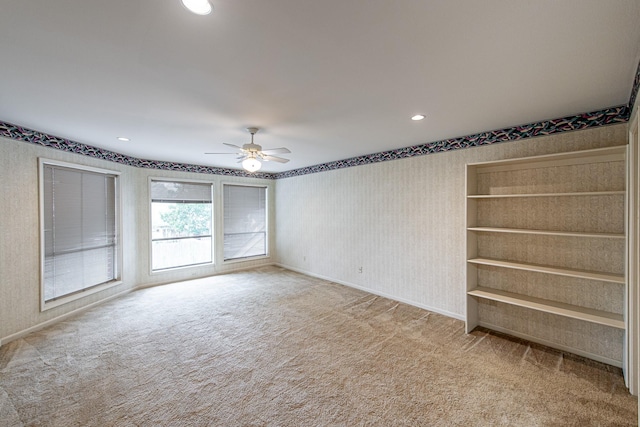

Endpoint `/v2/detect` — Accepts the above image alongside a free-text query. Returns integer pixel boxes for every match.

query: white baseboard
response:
[276,263,465,322]
[0,288,133,347]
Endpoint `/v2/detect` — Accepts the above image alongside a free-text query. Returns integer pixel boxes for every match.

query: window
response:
[223,184,267,261]
[151,180,213,271]
[40,160,120,309]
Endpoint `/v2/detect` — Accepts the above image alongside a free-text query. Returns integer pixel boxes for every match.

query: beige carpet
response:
[0,266,637,426]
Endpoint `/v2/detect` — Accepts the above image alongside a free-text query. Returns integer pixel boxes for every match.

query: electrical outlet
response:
[358,267,363,273]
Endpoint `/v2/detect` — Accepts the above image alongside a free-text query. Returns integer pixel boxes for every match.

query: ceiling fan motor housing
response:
[242,143,262,152]
[243,127,262,152]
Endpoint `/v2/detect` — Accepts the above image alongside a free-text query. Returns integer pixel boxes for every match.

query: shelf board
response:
[467,146,626,170]
[468,287,625,329]
[467,258,625,284]
[468,191,625,199]
[467,227,625,239]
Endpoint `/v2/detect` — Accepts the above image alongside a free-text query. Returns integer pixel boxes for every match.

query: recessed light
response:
[181,0,212,15]
[116,137,130,142]
[411,114,426,121]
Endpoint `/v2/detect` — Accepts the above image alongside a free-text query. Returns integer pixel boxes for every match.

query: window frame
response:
[149,177,215,273]
[222,182,270,263]
[39,159,122,312]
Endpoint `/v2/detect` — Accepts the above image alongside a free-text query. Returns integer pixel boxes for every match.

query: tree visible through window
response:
[151,180,213,270]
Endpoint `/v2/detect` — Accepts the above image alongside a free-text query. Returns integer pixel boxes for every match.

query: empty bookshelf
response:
[465,146,627,368]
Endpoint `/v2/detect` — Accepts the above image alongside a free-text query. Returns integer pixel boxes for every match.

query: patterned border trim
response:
[0,122,276,179]
[274,105,629,179]
[0,103,635,181]
[629,57,640,115]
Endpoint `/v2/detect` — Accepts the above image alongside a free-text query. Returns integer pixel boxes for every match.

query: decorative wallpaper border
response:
[2,54,639,181]
[629,57,640,117]
[0,105,629,181]
[0,122,276,180]
[274,105,628,179]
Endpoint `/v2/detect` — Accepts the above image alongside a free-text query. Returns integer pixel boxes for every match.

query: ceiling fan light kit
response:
[205,127,291,173]
[181,0,212,15]
[242,156,262,172]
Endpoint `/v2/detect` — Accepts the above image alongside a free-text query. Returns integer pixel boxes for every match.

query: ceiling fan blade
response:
[261,147,291,155]
[263,155,290,163]
[204,152,237,155]
[223,142,243,149]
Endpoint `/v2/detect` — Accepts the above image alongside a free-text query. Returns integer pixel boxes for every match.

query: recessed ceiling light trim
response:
[116,137,130,142]
[411,114,426,121]
[181,0,212,15]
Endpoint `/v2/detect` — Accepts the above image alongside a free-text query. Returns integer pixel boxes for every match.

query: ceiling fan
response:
[205,127,291,172]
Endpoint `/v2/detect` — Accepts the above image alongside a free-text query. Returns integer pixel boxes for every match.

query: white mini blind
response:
[151,181,212,203]
[43,164,118,302]
[223,185,267,260]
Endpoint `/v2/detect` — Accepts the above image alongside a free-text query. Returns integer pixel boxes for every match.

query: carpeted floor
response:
[0,266,637,426]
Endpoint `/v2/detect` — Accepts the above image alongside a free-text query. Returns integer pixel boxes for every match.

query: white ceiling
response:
[1,1,639,173]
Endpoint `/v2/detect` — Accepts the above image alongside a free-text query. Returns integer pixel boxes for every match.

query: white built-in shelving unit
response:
[465,146,628,369]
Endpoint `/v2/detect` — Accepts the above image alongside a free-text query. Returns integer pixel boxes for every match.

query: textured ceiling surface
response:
[1,0,639,172]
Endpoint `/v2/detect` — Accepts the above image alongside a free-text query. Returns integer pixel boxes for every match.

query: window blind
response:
[150,181,212,203]
[43,164,118,302]
[223,184,267,260]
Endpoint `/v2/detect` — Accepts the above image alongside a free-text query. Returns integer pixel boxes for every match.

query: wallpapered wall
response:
[0,121,630,345]
[0,136,275,343]
[275,124,628,318]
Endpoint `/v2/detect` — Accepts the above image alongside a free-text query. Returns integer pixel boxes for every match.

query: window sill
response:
[150,261,215,275]
[223,254,270,265]
[41,280,124,312]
